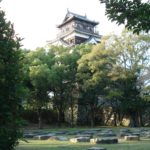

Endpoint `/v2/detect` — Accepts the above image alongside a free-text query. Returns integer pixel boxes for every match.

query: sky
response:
[1,0,124,50]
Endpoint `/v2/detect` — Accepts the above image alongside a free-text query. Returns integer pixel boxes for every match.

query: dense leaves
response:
[77,39,115,126]
[99,0,150,33]
[107,31,150,126]
[22,31,150,127]
[0,9,22,150]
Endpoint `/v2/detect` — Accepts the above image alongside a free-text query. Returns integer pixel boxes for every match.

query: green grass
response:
[16,140,150,150]
[16,127,150,150]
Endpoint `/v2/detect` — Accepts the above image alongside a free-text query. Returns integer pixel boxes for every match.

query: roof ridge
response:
[67,11,87,19]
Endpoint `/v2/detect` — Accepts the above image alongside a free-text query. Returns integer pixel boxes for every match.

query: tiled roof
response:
[85,36,100,44]
[65,11,87,21]
[57,10,99,28]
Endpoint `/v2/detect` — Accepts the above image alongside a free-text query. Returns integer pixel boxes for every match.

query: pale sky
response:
[1,0,124,50]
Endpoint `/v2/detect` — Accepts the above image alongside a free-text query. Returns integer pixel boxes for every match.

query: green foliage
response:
[77,38,114,126]
[99,0,150,33]
[106,31,150,126]
[77,39,114,90]
[22,45,82,126]
[77,31,150,126]
[0,9,23,150]
[22,48,52,128]
[22,33,149,127]
[47,45,81,126]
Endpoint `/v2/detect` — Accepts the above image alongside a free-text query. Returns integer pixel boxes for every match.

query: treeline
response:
[21,31,150,128]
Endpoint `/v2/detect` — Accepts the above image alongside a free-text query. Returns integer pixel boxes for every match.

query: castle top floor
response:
[56,10,99,38]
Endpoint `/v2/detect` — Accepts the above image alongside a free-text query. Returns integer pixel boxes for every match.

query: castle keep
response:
[48,10,101,46]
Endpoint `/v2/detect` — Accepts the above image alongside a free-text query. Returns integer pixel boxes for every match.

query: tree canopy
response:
[0,8,22,150]
[99,0,150,33]
[21,32,150,127]
[77,31,150,126]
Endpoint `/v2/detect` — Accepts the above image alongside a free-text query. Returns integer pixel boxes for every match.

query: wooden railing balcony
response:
[57,26,100,38]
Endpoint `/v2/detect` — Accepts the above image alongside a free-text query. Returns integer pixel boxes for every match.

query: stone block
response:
[55,136,68,141]
[97,132,117,137]
[23,133,35,138]
[119,132,131,138]
[70,138,78,143]
[33,135,50,140]
[67,131,81,135]
[81,130,96,135]
[87,147,106,150]
[90,138,97,143]
[76,134,93,138]
[96,138,118,144]
[70,137,91,143]
[124,135,140,141]
[120,129,130,132]
[77,137,91,142]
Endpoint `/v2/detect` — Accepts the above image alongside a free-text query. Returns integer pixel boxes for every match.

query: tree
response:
[77,38,114,127]
[77,31,150,126]
[22,45,81,127]
[99,0,150,33]
[107,31,150,126]
[46,45,79,127]
[23,48,51,128]
[0,8,22,149]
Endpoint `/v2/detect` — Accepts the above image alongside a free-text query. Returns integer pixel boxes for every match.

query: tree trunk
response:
[114,112,117,126]
[130,112,139,127]
[38,108,42,129]
[137,110,143,127]
[57,88,65,127]
[70,103,74,127]
[57,108,61,127]
[90,105,95,127]
[105,111,113,125]
[117,110,122,126]
[57,107,65,127]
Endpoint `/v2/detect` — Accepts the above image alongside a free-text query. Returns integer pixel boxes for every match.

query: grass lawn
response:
[16,127,150,150]
[16,140,150,150]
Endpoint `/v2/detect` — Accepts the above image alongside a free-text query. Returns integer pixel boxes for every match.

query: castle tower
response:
[48,10,101,46]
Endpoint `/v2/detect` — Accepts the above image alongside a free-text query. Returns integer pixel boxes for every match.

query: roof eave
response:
[57,16,99,28]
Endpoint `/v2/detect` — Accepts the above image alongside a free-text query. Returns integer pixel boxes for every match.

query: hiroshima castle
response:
[48,10,101,47]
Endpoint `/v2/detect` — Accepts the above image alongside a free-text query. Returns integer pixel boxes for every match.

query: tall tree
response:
[77,38,114,127]
[0,8,22,149]
[63,47,81,127]
[23,48,52,128]
[99,0,150,33]
[77,32,150,126]
[107,31,150,126]
[47,46,80,126]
